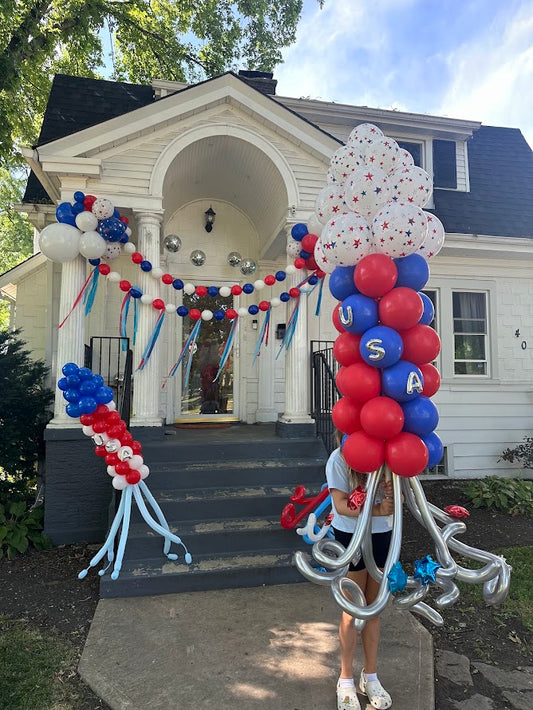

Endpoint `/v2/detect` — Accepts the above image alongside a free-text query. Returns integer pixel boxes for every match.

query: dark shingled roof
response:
[433,126,533,238]
[23,76,533,241]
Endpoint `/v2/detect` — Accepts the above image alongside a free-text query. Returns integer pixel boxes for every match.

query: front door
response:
[179,290,237,420]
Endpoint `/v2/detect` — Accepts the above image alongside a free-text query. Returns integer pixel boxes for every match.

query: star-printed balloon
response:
[372,202,428,258]
[320,212,372,266]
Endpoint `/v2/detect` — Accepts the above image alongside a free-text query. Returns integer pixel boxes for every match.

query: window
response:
[453,292,488,375]
[397,140,422,167]
[433,139,457,189]
[423,448,448,476]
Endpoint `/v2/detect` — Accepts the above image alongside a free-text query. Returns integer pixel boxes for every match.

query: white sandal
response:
[337,680,361,710]
[359,670,392,709]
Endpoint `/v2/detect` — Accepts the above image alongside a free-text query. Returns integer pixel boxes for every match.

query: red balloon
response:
[79,414,94,426]
[401,324,441,365]
[105,453,120,466]
[126,470,141,485]
[332,303,346,333]
[305,255,318,271]
[419,363,441,397]
[336,362,381,403]
[385,432,429,477]
[115,461,130,476]
[354,253,398,298]
[92,419,109,434]
[360,396,404,440]
[131,441,142,454]
[379,287,423,331]
[95,404,110,418]
[83,194,97,210]
[333,332,363,366]
[343,430,385,473]
[301,233,318,253]
[120,431,133,445]
[94,445,107,458]
[332,397,362,434]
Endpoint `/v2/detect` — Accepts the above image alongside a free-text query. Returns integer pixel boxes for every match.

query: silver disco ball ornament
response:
[227,251,242,267]
[190,249,206,266]
[240,258,257,275]
[164,234,182,252]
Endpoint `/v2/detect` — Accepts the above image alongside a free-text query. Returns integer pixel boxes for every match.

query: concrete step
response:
[122,516,309,560]
[99,551,308,598]
[144,457,326,489]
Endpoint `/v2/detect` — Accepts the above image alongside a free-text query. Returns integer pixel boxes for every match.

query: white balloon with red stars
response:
[371,201,428,258]
[346,122,384,151]
[329,144,366,183]
[418,212,445,260]
[397,147,415,170]
[315,185,346,224]
[91,197,115,220]
[286,239,302,259]
[314,238,336,274]
[389,165,433,207]
[365,136,402,175]
[343,166,391,220]
[319,211,372,266]
[103,243,122,260]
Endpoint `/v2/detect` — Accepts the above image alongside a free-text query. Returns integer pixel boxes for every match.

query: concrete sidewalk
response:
[79,582,434,710]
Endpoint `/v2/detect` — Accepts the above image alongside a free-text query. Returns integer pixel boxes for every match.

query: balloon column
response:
[58,362,192,580]
[292,124,511,627]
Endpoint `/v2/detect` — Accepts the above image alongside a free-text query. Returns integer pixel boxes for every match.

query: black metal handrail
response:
[85,336,132,426]
[310,340,340,454]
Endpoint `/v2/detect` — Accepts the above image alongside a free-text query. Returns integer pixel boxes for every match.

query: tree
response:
[0,0,324,168]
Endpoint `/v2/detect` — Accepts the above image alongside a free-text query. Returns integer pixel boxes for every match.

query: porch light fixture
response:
[204,206,216,233]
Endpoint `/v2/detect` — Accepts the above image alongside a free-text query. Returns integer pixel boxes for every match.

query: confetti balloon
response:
[372,202,428,258]
[389,165,433,207]
[315,185,346,224]
[418,213,445,260]
[320,212,372,266]
[344,166,391,219]
[91,197,115,220]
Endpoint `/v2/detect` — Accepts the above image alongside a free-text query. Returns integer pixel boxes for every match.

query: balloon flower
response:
[58,362,192,580]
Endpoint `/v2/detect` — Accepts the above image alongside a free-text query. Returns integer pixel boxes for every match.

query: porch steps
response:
[99,426,328,598]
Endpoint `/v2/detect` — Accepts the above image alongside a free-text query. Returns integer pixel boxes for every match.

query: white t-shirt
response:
[325,447,392,534]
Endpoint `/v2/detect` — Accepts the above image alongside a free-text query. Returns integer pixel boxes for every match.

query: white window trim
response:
[427,278,498,384]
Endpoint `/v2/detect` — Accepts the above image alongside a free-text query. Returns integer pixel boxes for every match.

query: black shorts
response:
[333,527,392,572]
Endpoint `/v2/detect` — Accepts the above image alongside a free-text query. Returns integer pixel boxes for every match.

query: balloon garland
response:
[58,362,192,580]
[288,122,511,628]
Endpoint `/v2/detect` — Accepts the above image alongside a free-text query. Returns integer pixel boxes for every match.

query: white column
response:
[278,259,314,428]
[49,255,87,427]
[130,211,164,427]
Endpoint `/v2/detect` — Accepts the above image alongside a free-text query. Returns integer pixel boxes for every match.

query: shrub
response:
[0,501,52,559]
[464,476,533,517]
[500,436,533,471]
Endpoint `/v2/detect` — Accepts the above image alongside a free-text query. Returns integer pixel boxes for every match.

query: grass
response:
[457,546,533,631]
[0,616,85,710]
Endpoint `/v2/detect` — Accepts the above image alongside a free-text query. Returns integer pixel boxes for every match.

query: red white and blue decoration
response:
[58,362,192,580]
[291,123,511,629]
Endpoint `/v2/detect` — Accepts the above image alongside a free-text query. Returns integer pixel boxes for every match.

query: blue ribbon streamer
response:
[276,298,300,359]
[214,317,239,382]
[120,293,131,351]
[168,319,202,378]
[137,310,166,371]
[83,267,100,316]
[252,308,271,366]
[315,277,325,317]
[133,297,139,346]
[183,320,202,390]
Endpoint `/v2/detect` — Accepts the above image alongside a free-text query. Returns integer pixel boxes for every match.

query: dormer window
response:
[433,139,457,189]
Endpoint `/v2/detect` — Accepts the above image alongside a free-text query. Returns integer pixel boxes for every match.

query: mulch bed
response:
[0,480,531,710]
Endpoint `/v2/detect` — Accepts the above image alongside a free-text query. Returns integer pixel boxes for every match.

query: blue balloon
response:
[291,223,308,241]
[95,386,114,404]
[98,217,126,242]
[79,379,98,395]
[213,309,225,321]
[140,260,152,272]
[394,254,430,291]
[73,191,85,203]
[401,396,439,436]
[339,293,378,335]
[421,432,444,468]
[78,396,98,414]
[360,325,404,368]
[55,202,77,226]
[71,201,85,215]
[113,208,121,219]
[66,402,81,418]
[89,258,101,266]
[63,388,81,403]
[57,377,69,391]
[77,367,93,380]
[242,283,254,294]
[329,266,358,301]
[299,249,311,259]
[130,287,142,298]
[93,374,104,388]
[207,286,219,297]
[382,360,424,402]
[62,362,79,376]
[419,292,435,325]
[66,374,81,388]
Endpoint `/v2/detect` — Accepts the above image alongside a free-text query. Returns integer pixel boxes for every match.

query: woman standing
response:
[326,437,394,710]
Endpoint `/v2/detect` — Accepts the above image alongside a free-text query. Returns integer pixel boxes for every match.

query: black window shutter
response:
[397,141,422,167]
[433,139,457,188]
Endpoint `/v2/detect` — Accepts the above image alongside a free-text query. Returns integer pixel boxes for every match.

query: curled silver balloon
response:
[332,577,368,632]
[410,601,444,627]
[294,550,348,586]
[392,582,429,609]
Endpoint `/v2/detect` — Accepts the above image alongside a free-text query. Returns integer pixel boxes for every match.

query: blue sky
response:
[275,0,533,147]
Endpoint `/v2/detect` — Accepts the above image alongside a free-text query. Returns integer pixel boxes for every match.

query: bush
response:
[0,329,53,502]
[0,501,52,559]
[500,436,533,471]
[464,476,533,517]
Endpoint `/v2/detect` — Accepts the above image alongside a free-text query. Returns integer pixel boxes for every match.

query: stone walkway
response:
[436,650,533,709]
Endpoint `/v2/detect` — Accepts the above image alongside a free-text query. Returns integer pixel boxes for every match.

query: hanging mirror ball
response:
[164,234,182,252]
[240,258,257,275]
[190,249,206,266]
[227,251,242,267]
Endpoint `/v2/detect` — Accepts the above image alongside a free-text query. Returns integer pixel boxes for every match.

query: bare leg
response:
[360,574,382,674]
[339,569,368,678]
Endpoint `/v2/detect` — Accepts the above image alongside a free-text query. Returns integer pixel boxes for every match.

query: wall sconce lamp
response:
[204,206,216,233]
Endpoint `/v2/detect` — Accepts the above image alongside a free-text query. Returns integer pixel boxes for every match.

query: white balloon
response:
[389,165,433,207]
[372,201,428,258]
[183,283,195,295]
[238,307,248,317]
[320,212,372,266]
[92,198,114,220]
[112,475,129,489]
[39,223,81,263]
[138,464,150,480]
[307,213,324,237]
[219,286,231,297]
[75,210,98,232]
[107,271,121,283]
[365,136,401,175]
[253,279,265,290]
[123,241,136,254]
[141,294,154,305]
[286,240,301,259]
[82,425,95,437]
[150,267,163,279]
[346,123,383,149]
[201,309,213,321]
[315,185,346,224]
[418,212,445,260]
[165,303,177,313]
[314,239,336,274]
[129,455,144,470]
[344,165,391,220]
[329,145,365,183]
[103,243,122,260]
[79,230,107,259]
